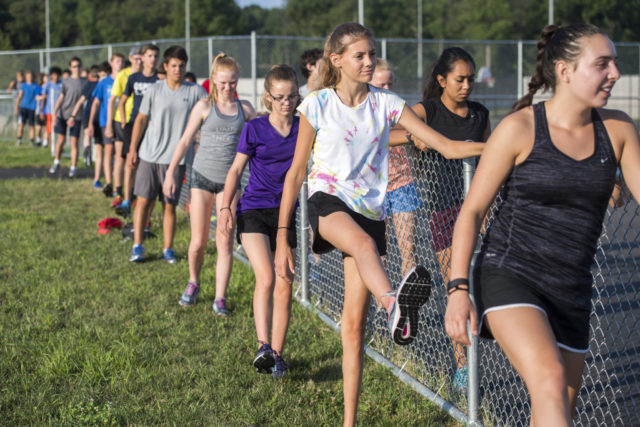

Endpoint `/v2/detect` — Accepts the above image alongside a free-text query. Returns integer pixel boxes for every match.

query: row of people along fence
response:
[2,33,640,425]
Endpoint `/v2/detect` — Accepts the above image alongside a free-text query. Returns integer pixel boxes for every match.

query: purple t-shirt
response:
[236,115,299,214]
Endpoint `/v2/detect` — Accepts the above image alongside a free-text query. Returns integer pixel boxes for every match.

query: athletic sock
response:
[53,159,60,166]
[116,186,123,197]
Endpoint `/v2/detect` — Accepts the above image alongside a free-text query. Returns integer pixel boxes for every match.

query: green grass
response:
[0,171,456,424]
[0,136,60,169]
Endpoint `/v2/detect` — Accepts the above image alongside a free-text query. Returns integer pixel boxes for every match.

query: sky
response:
[235,0,285,8]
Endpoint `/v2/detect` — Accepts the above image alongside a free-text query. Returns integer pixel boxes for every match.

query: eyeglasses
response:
[69,65,80,68]
[268,92,299,103]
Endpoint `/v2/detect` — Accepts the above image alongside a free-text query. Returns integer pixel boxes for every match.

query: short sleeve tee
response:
[19,82,40,110]
[236,115,299,214]
[42,81,62,115]
[123,72,159,123]
[297,86,405,220]
[138,80,207,164]
[92,75,114,128]
[111,67,133,123]
[81,80,98,121]
[59,77,86,119]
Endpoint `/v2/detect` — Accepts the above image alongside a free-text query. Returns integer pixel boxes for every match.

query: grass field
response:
[0,139,456,425]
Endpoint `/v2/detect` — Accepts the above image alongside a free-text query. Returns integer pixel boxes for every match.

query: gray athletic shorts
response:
[134,159,185,205]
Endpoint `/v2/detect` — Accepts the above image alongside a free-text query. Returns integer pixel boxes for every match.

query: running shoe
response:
[93,180,102,190]
[212,298,229,316]
[111,195,123,208]
[388,265,431,345]
[179,281,200,306]
[83,146,92,166]
[452,366,468,394]
[48,162,59,174]
[162,248,178,264]
[42,139,49,148]
[103,183,113,198]
[129,244,144,263]
[16,139,21,146]
[272,353,289,379]
[115,200,131,218]
[68,167,77,178]
[253,343,275,374]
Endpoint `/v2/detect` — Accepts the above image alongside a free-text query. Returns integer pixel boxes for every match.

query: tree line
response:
[1,0,639,51]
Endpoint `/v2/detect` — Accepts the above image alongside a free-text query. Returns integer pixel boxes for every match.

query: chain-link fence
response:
[3,33,640,425]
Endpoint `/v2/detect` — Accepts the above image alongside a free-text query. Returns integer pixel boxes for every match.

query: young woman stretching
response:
[412,47,490,391]
[275,22,484,426]
[445,24,640,425]
[163,53,255,313]
[219,65,300,379]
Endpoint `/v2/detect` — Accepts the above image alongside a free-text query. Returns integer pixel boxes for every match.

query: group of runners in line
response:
[11,21,640,426]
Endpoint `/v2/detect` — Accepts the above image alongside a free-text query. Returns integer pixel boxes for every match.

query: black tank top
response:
[477,102,617,308]
[416,98,489,211]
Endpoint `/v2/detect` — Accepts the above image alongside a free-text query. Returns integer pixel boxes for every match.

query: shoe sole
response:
[253,352,275,374]
[129,256,144,263]
[179,288,200,306]
[391,266,431,345]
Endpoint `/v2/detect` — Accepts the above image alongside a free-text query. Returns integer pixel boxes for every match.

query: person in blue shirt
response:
[13,70,41,145]
[39,66,62,149]
[88,54,124,197]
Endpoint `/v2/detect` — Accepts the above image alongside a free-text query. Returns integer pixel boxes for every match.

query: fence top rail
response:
[2,33,638,56]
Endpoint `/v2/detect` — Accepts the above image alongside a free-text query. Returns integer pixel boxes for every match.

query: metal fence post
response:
[208,37,213,71]
[251,31,257,108]
[299,180,309,303]
[381,38,387,60]
[108,44,113,61]
[39,50,44,73]
[517,40,523,99]
[463,157,480,425]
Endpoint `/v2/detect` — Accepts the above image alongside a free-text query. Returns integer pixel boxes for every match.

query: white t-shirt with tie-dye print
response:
[297,85,406,221]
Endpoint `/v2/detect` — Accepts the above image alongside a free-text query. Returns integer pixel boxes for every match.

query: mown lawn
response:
[0,162,455,425]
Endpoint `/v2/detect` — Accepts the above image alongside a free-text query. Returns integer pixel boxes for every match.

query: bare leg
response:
[123,155,135,201]
[213,189,240,300]
[133,197,153,246]
[391,211,416,277]
[103,143,113,185]
[93,144,103,183]
[162,202,177,250]
[54,133,66,161]
[187,188,215,283]
[242,233,276,346]
[69,136,78,168]
[114,141,124,192]
[341,256,371,427]
[486,307,575,426]
[318,212,394,309]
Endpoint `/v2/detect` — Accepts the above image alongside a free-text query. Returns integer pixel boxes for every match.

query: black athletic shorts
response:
[55,116,81,138]
[119,122,133,158]
[473,266,591,353]
[19,108,35,126]
[308,191,386,258]
[191,169,225,194]
[237,207,297,252]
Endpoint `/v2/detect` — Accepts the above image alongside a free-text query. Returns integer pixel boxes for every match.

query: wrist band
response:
[447,278,470,295]
[220,207,231,212]
[405,131,412,144]
[277,226,290,230]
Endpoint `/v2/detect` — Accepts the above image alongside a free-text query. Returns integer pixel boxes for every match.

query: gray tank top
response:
[193,99,246,183]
